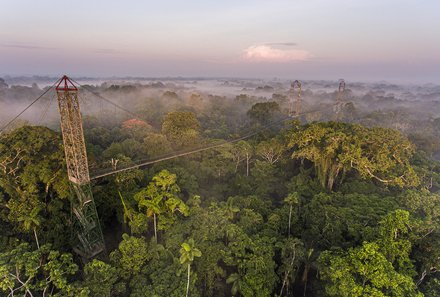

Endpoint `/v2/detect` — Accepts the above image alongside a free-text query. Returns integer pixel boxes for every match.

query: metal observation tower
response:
[55,76,104,259]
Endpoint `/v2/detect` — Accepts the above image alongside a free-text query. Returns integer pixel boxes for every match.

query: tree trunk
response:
[186,264,191,297]
[417,269,427,286]
[280,248,296,297]
[302,265,310,297]
[33,227,40,249]
[153,213,157,243]
[246,155,249,177]
[303,278,307,297]
[288,205,292,237]
[122,222,131,236]
[280,274,288,297]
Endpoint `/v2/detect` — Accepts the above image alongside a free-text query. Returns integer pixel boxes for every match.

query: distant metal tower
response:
[55,75,105,259]
[337,79,345,105]
[289,80,302,116]
[334,79,346,119]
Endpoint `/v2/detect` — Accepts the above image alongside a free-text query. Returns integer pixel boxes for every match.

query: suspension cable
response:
[69,78,147,121]
[90,105,332,180]
[0,78,61,134]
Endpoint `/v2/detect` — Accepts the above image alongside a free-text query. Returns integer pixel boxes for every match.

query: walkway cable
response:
[90,105,333,180]
[0,78,61,134]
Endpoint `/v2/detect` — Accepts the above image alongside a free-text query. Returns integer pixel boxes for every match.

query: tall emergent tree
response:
[288,122,419,190]
[247,101,281,126]
[180,238,202,297]
[0,243,83,296]
[319,210,423,297]
[162,111,201,148]
[284,192,299,237]
[135,170,189,241]
[0,126,70,248]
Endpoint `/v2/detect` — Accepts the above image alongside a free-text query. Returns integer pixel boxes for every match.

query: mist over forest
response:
[1,76,440,297]
[2,76,440,157]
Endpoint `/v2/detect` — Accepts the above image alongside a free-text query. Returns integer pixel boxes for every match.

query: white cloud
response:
[243,45,312,62]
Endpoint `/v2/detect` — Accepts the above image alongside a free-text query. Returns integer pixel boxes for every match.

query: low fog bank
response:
[2,76,440,157]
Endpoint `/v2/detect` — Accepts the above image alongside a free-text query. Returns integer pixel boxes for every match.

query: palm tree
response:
[138,195,162,242]
[284,192,299,237]
[119,191,137,234]
[119,191,132,224]
[179,238,202,297]
[18,206,41,249]
[135,170,186,243]
[226,272,242,296]
[302,248,314,297]
[279,238,304,297]
[223,197,240,221]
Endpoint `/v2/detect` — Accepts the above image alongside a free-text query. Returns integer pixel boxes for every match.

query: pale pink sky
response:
[1,0,439,82]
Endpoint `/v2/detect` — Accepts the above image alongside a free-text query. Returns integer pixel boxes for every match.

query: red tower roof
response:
[55,75,78,91]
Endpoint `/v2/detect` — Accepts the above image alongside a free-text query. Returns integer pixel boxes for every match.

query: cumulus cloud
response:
[243,45,312,62]
[265,42,297,46]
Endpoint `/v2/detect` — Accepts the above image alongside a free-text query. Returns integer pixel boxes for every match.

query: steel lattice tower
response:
[337,79,345,106]
[289,80,302,116]
[337,79,345,108]
[334,79,346,120]
[55,75,105,259]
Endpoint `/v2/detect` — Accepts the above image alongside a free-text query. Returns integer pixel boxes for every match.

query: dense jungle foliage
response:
[0,80,439,296]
